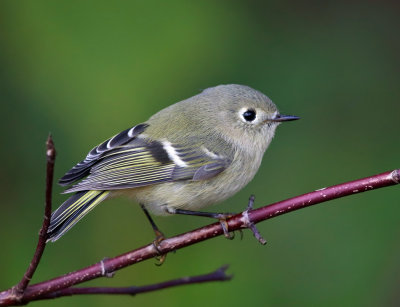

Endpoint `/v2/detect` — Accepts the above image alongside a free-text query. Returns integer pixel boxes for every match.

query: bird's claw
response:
[219,219,235,239]
[152,230,167,266]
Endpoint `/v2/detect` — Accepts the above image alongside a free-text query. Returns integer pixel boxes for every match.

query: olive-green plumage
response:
[47,84,299,242]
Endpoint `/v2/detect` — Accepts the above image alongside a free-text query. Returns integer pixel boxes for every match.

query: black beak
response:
[270,114,300,122]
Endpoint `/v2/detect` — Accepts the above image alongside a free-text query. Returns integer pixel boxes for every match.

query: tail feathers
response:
[47,190,110,242]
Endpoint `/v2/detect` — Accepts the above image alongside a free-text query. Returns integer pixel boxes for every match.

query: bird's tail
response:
[47,190,110,242]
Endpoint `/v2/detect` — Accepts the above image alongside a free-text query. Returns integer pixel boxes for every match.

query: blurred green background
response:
[1,1,399,306]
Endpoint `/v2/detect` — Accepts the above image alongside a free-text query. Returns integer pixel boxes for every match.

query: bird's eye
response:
[242,109,256,122]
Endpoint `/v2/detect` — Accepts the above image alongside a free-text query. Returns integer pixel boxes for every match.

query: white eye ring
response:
[239,107,258,123]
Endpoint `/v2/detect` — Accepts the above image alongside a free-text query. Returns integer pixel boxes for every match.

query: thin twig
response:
[0,169,397,305]
[10,135,55,301]
[34,265,231,301]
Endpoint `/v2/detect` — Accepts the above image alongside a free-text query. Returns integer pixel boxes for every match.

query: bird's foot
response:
[243,195,267,245]
[152,229,167,266]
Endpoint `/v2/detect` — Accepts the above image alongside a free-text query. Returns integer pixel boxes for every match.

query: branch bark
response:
[0,165,398,305]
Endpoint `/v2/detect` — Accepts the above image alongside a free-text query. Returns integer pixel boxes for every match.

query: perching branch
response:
[0,135,398,305]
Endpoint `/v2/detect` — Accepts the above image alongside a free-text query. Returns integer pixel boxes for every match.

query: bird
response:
[47,84,299,244]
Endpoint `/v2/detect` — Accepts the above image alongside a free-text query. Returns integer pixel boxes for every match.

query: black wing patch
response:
[59,123,149,186]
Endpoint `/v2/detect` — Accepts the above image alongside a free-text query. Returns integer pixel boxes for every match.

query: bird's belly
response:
[126,163,260,216]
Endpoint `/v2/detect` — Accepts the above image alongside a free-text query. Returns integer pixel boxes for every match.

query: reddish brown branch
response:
[9,135,55,302]
[0,168,397,305]
[248,169,400,224]
[33,265,231,301]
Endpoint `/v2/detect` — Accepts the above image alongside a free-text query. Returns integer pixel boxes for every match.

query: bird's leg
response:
[140,204,167,265]
[244,195,267,245]
[165,207,236,239]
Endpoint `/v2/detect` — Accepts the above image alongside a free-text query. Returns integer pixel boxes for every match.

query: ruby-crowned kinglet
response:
[47,84,299,242]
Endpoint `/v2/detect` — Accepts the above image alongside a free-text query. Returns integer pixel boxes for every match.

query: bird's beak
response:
[269,113,300,122]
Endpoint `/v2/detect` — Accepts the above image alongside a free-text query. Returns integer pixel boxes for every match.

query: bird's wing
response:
[60,124,231,193]
[59,124,149,186]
